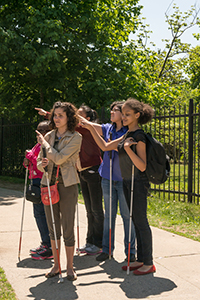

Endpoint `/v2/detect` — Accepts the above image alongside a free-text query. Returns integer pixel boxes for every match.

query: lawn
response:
[0,268,17,300]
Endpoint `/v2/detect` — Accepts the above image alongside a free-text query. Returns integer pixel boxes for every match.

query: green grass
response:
[158,163,200,196]
[147,192,200,242]
[0,268,17,300]
[0,176,24,184]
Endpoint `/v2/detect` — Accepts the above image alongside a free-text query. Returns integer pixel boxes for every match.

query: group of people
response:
[23,97,156,281]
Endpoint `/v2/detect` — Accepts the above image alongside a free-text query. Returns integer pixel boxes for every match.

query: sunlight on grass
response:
[0,267,17,300]
[147,192,200,241]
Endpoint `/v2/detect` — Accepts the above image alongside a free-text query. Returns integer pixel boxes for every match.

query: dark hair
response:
[110,101,125,112]
[79,104,98,122]
[37,120,51,134]
[123,98,154,125]
[50,101,79,132]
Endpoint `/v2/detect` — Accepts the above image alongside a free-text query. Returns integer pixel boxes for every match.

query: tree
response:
[188,46,200,100]
[125,4,200,108]
[158,4,200,80]
[0,0,141,121]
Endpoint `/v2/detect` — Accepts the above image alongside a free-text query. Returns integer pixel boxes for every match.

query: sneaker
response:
[31,245,53,260]
[96,252,113,261]
[76,243,92,254]
[85,244,102,255]
[30,244,44,254]
[125,253,136,262]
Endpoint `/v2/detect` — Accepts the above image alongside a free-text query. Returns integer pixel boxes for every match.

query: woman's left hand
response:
[124,137,137,148]
[36,130,45,145]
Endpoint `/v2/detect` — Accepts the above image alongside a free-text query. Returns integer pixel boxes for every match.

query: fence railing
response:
[144,99,200,205]
[0,99,199,204]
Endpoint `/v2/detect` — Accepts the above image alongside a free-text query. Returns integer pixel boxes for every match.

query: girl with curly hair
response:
[36,101,82,281]
[80,98,156,275]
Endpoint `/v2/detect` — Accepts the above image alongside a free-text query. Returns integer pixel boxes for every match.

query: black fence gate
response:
[0,99,199,204]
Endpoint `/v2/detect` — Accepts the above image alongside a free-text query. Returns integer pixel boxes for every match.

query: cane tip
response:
[60,277,64,283]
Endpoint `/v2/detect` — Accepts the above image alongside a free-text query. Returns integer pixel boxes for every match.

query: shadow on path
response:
[17,257,53,270]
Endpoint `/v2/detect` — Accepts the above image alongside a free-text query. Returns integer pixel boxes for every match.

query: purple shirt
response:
[98,123,128,181]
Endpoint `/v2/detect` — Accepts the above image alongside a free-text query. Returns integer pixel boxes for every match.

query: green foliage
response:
[188,46,200,94]
[130,4,200,107]
[0,267,17,300]
[0,2,200,121]
[0,0,141,121]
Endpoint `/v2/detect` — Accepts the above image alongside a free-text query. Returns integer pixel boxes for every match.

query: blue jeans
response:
[32,178,51,248]
[101,178,135,255]
[123,175,153,265]
[79,165,104,248]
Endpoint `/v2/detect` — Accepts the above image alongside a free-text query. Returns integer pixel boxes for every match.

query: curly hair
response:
[49,101,79,132]
[123,98,154,125]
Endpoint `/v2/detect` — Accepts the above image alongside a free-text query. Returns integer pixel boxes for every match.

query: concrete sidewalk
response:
[0,186,200,300]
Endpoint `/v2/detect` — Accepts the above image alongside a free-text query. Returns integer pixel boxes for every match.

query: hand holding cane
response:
[42,147,64,283]
[109,132,112,260]
[18,167,28,261]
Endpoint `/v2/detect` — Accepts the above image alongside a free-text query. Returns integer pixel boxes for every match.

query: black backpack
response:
[144,132,170,184]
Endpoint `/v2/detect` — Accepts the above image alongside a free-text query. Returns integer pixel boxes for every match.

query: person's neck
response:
[115,120,123,131]
[128,123,140,132]
[57,127,67,137]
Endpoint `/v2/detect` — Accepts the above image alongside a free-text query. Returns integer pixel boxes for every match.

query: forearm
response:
[89,125,119,151]
[92,123,103,136]
[124,146,146,172]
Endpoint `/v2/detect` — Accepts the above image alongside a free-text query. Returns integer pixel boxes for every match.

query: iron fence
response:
[144,99,200,204]
[0,99,199,204]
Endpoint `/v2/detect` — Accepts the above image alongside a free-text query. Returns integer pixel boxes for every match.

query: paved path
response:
[0,187,200,300]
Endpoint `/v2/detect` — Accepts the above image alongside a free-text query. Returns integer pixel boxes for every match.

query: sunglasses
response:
[111,108,121,112]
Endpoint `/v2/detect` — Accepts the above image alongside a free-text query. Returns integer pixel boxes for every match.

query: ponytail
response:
[79,104,98,122]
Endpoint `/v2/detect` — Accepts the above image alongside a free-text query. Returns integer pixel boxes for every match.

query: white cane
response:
[109,132,112,260]
[127,164,134,275]
[42,147,63,283]
[18,167,28,261]
[76,202,80,255]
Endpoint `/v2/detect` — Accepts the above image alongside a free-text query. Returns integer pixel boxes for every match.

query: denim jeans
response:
[79,165,104,248]
[32,178,51,248]
[123,175,153,265]
[101,178,135,256]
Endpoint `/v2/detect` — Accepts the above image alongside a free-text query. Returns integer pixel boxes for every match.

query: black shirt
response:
[50,137,63,185]
[117,129,146,180]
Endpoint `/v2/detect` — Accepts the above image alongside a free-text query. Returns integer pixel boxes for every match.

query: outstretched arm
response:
[35,107,50,119]
[79,116,124,151]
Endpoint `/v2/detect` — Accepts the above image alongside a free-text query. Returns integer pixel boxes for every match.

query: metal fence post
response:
[188,99,193,203]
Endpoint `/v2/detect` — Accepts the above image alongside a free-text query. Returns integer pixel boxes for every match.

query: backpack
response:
[144,132,170,184]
